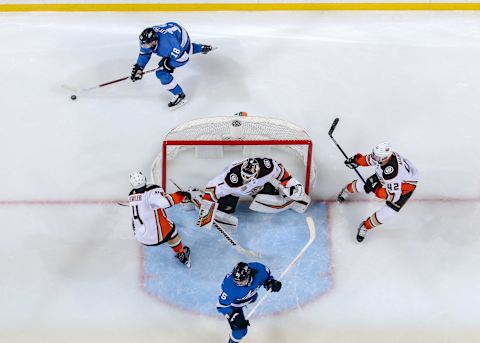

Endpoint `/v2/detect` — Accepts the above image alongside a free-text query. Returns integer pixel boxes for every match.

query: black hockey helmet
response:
[232,262,252,286]
[139,27,158,49]
[241,158,260,182]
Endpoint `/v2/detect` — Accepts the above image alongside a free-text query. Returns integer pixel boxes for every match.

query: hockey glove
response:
[201,45,213,54]
[178,191,192,203]
[185,188,203,205]
[364,174,381,194]
[131,64,144,82]
[344,154,361,169]
[265,278,282,292]
[227,309,250,330]
[159,57,175,73]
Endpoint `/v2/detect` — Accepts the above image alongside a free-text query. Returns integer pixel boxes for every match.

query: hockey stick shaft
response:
[328,117,366,183]
[245,216,316,320]
[168,179,261,259]
[67,66,161,94]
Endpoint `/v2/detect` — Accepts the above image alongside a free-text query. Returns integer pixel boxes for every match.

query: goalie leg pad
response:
[215,210,238,231]
[196,199,218,229]
[291,193,311,213]
[249,194,296,213]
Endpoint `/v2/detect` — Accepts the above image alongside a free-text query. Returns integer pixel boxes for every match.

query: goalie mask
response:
[232,262,252,286]
[139,27,158,49]
[129,172,146,189]
[241,159,260,182]
[372,142,393,164]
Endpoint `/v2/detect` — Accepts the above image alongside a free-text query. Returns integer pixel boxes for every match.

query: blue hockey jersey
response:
[136,22,191,69]
[217,262,273,316]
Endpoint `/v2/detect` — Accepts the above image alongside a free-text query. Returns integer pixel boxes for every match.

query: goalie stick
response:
[62,66,161,99]
[169,179,261,259]
[245,216,316,320]
[328,117,366,183]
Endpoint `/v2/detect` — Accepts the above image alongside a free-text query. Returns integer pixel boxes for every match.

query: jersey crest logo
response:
[384,166,394,175]
[230,174,239,183]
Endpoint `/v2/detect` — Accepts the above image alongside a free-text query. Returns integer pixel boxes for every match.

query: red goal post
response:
[151,115,316,194]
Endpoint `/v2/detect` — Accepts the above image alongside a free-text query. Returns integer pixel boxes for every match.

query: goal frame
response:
[161,139,313,194]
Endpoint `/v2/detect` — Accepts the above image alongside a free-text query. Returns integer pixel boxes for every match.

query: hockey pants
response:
[155,42,204,96]
[348,179,414,230]
[230,327,248,342]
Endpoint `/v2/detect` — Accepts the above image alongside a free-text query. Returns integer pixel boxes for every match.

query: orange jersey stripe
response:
[155,208,174,241]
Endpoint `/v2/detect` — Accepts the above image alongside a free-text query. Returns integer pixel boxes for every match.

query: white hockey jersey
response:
[128,185,183,245]
[204,157,290,202]
[364,152,419,203]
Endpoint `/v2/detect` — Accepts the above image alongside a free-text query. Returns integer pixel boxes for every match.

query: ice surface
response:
[0,10,479,343]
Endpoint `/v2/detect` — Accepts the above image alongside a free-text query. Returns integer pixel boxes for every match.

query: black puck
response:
[71,94,77,100]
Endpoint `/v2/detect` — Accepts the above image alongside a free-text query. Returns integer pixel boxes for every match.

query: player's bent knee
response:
[156,70,173,83]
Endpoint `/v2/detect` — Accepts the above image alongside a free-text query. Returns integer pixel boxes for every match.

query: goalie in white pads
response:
[198,157,311,229]
[128,171,197,267]
[337,142,419,242]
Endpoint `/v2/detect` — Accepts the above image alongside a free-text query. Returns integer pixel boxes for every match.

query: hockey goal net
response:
[151,115,316,194]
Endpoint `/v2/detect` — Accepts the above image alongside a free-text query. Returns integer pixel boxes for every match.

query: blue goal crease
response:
[143,202,332,316]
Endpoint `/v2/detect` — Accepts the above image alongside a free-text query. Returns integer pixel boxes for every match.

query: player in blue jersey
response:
[217,262,282,343]
[130,23,214,110]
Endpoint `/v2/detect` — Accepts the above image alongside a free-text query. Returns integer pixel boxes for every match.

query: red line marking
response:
[0,198,477,206]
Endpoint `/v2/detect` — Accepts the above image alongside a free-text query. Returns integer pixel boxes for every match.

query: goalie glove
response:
[281,177,305,201]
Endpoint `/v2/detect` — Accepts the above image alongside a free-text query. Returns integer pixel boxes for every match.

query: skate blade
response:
[169,99,188,111]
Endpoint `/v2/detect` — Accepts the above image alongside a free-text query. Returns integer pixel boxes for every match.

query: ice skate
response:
[356,223,368,242]
[176,246,191,268]
[337,186,349,203]
[168,92,187,110]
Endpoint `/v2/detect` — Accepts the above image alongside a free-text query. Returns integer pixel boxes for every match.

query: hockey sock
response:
[347,180,362,193]
[363,215,379,230]
[169,240,184,254]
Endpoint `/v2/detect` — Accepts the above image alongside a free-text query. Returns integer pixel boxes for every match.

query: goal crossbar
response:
[162,139,313,193]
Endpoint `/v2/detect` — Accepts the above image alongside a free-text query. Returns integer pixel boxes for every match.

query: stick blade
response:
[328,117,340,137]
[306,216,316,242]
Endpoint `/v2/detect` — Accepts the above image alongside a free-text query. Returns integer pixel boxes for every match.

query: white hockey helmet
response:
[241,158,260,182]
[372,142,393,164]
[129,172,147,189]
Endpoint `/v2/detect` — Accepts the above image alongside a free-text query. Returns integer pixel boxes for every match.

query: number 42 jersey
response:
[365,152,419,204]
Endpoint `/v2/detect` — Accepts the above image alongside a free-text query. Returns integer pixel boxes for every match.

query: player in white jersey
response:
[337,142,419,242]
[128,172,195,267]
[197,157,311,229]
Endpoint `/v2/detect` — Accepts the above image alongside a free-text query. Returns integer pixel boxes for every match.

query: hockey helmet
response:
[129,172,147,189]
[232,262,252,286]
[139,27,158,49]
[241,158,260,182]
[372,142,393,164]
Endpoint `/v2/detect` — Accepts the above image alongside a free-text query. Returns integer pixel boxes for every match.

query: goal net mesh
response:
[151,116,317,193]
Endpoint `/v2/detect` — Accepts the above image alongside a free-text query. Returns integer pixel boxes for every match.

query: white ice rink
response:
[1,10,480,343]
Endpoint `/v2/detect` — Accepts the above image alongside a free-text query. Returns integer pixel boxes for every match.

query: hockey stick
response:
[169,179,262,259]
[62,66,161,98]
[245,216,316,320]
[328,117,366,183]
